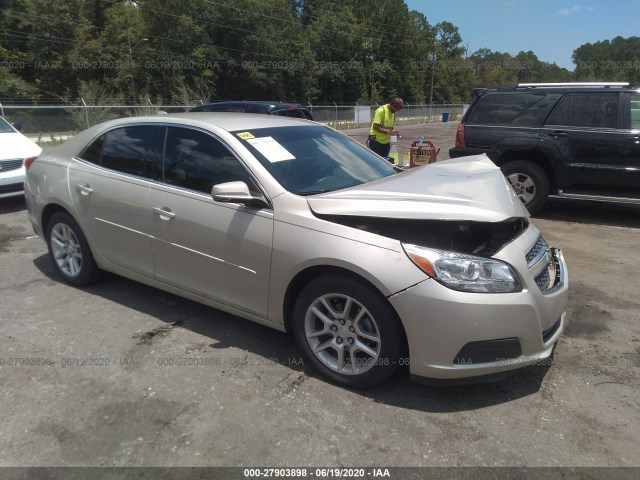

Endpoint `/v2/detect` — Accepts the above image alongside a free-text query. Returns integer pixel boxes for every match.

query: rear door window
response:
[99,126,156,177]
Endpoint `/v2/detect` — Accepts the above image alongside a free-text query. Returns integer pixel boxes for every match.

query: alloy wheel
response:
[507,172,536,205]
[304,293,382,375]
[50,223,83,277]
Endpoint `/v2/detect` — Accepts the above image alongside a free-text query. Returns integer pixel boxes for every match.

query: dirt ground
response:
[343,121,457,162]
[0,121,639,473]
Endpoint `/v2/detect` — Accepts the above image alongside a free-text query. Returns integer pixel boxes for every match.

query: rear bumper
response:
[449,147,487,158]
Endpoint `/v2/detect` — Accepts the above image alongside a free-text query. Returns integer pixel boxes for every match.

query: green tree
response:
[8,0,91,99]
[573,36,640,85]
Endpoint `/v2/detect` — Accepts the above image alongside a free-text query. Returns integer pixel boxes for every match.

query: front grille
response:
[533,249,562,293]
[525,235,549,266]
[0,158,24,172]
[526,236,563,293]
[534,268,550,291]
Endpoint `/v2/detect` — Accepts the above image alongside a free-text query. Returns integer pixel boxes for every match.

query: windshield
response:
[232,125,395,194]
[0,117,16,133]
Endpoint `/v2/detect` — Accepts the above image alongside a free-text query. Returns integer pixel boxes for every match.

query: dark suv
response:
[450,83,640,213]
[189,101,314,120]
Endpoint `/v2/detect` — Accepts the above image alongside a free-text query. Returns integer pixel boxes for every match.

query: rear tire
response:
[45,212,101,286]
[292,275,402,388]
[501,161,550,215]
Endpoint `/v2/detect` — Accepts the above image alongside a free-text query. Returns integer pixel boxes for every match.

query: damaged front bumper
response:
[389,228,569,380]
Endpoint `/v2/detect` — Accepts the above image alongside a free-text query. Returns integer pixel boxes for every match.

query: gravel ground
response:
[0,121,639,473]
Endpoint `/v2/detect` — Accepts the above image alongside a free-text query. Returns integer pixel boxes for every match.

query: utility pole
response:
[429,53,436,106]
[428,51,436,106]
[428,36,437,107]
[128,30,147,105]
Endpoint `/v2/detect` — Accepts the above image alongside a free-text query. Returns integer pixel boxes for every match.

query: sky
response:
[404,0,640,70]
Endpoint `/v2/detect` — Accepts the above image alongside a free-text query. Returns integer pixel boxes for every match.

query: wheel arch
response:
[41,203,76,234]
[42,205,103,286]
[491,149,558,191]
[282,265,409,357]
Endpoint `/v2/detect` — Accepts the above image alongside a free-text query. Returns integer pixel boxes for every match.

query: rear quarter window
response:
[469,93,546,125]
[79,134,105,164]
[630,94,640,129]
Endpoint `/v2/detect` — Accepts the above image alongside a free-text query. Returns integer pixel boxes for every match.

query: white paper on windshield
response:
[246,136,295,162]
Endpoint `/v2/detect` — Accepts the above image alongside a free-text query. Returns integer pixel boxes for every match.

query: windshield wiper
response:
[295,189,334,195]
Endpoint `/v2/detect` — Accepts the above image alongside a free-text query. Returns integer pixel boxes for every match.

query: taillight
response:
[455,122,465,148]
[24,156,38,172]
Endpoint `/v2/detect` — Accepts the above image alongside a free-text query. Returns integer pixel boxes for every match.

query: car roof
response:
[51,112,318,158]
[106,112,314,130]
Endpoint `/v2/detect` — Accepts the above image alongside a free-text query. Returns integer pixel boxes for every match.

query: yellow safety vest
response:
[369,105,395,144]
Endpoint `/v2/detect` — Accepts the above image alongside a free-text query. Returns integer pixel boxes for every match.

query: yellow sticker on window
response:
[237,132,255,140]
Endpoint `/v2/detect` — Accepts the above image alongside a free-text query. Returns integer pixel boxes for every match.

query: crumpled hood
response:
[307,154,529,222]
[0,132,42,161]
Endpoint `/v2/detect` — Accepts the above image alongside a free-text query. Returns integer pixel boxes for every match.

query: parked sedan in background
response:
[0,116,42,199]
[189,101,314,120]
[24,113,568,388]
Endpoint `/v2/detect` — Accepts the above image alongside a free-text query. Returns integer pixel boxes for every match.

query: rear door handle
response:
[632,136,639,144]
[549,130,567,138]
[76,184,93,195]
[152,207,176,220]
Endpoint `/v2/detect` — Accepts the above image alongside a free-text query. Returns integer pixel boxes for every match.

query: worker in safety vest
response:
[368,97,404,158]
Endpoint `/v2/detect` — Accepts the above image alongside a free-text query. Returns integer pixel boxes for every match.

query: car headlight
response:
[402,243,522,293]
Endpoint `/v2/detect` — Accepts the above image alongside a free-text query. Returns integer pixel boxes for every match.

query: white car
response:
[0,117,42,199]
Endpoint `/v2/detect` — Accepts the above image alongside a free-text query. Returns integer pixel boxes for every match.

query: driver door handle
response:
[549,130,567,138]
[152,207,176,220]
[76,184,93,195]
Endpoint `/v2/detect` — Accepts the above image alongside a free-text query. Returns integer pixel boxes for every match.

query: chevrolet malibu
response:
[25,113,568,388]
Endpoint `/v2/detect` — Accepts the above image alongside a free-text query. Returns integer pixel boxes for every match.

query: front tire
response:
[45,212,101,286]
[501,161,550,215]
[293,275,402,388]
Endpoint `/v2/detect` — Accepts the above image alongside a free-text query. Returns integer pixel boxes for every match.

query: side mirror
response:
[211,181,269,208]
[12,122,23,132]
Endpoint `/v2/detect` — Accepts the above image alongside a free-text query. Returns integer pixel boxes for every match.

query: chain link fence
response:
[0,101,468,143]
[308,103,467,129]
